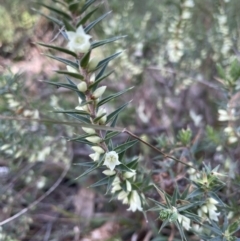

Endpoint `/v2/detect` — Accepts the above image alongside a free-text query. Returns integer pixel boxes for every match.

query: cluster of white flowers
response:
[167,0,194,62]
[177,214,191,231]
[103,168,143,212]
[198,198,220,222]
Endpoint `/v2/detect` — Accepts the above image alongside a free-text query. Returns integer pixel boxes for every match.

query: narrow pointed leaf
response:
[84,11,111,33]
[73,162,94,167]
[45,54,79,69]
[98,87,134,106]
[63,19,76,31]
[106,102,130,124]
[66,113,91,124]
[32,8,62,25]
[75,162,99,179]
[89,71,113,90]
[55,70,83,80]
[52,109,90,116]
[44,81,78,91]
[81,0,97,14]
[80,51,91,68]
[114,140,138,153]
[77,7,98,27]
[94,52,121,72]
[103,131,119,141]
[37,42,77,57]
[90,177,109,187]
[91,36,127,49]
[33,2,72,20]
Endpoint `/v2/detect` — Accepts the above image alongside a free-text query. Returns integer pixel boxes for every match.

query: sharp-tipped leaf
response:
[80,51,91,68]
[91,36,127,49]
[80,0,97,14]
[98,87,134,106]
[103,131,119,141]
[94,52,121,72]
[73,162,94,167]
[89,71,113,90]
[45,54,79,69]
[52,109,90,116]
[44,81,78,91]
[55,70,83,80]
[84,11,111,33]
[33,2,72,20]
[63,19,76,31]
[75,162,99,179]
[37,42,77,57]
[90,177,109,188]
[114,140,138,153]
[32,8,63,26]
[106,102,130,124]
[77,7,98,27]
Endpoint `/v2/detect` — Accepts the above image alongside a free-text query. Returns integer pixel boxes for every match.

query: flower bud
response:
[89,153,100,162]
[92,86,106,98]
[67,65,78,73]
[91,146,105,154]
[86,136,102,143]
[126,180,132,192]
[87,57,99,71]
[82,127,95,134]
[77,82,87,92]
[102,170,116,176]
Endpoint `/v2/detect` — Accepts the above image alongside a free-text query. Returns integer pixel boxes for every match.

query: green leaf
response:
[230,59,240,81]
[106,175,115,194]
[114,140,138,153]
[172,188,178,206]
[44,54,79,69]
[126,158,138,169]
[80,51,91,68]
[98,87,134,106]
[37,42,77,57]
[63,19,76,31]
[106,102,130,124]
[89,71,113,91]
[44,81,78,91]
[103,131,119,141]
[65,77,86,101]
[55,70,83,80]
[32,8,63,26]
[52,109,90,116]
[77,7,98,27]
[94,52,121,72]
[73,162,94,167]
[84,11,111,33]
[90,177,109,187]
[115,164,135,172]
[66,112,91,124]
[33,2,72,20]
[216,63,226,80]
[91,36,127,49]
[228,221,239,235]
[75,162,99,179]
[80,0,97,14]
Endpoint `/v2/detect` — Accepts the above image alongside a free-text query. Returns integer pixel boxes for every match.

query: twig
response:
[0,164,69,226]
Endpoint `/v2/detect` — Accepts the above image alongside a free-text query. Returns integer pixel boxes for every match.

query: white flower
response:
[92,86,106,98]
[66,25,91,54]
[91,146,105,154]
[82,127,96,134]
[102,170,116,176]
[118,190,129,204]
[89,153,100,162]
[198,198,220,222]
[178,214,191,231]
[127,190,143,212]
[126,180,132,192]
[86,136,102,143]
[218,109,229,121]
[103,151,121,171]
[77,82,87,92]
[184,0,195,8]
